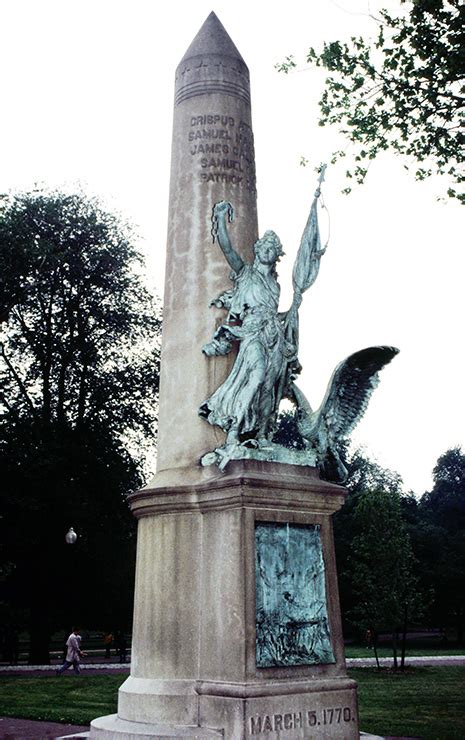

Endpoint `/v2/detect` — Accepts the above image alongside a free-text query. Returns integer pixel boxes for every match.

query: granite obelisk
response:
[91,13,359,739]
[155,12,258,486]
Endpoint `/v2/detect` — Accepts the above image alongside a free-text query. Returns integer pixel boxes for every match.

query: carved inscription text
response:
[188,113,256,192]
[249,706,356,735]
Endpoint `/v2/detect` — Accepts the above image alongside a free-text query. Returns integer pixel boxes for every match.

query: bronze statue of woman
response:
[199,171,398,481]
[199,185,326,455]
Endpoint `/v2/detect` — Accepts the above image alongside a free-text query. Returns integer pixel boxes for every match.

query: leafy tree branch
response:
[279,0,464,201]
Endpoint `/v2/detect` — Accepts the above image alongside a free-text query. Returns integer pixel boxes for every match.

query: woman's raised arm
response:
[211,201,244,273]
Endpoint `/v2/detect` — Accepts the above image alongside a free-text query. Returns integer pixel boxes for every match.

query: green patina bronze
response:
[199,173,399,482]
[199,178,325,473]
[255,522,335,667]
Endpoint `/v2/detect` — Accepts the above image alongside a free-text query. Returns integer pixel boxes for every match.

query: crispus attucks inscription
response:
[199,169,399,482]
[189,113,256,190]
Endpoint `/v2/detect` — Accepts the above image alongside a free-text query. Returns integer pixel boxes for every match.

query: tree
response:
[273,407,306,449]
[278,0,464,202]
[425,447,465,532]
[332,450,407,643]
[0,188,161,662]
[343,448,404,496]
[418,447,465,642]
[347,487,423,669]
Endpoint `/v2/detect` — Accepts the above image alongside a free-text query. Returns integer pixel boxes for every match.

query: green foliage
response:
[426,446,465,532]
[287,1,464,201]
[274,55,296,74]
[0,188,161,454]
[348,488,422,641]
[344,448,404,495]
[272,407,306,449]
[334,450,404,624]
[334,446,465,649]
[333,450,427,664]
[0,188,161,661]
[417,447,465,642]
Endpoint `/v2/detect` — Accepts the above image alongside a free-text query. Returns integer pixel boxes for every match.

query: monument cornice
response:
[128,462,347,519]
[195,676,357,699]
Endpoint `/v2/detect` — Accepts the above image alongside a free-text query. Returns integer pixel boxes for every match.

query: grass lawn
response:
[0,667,464,737]
[0,673,124,725]
[350,666,465,739]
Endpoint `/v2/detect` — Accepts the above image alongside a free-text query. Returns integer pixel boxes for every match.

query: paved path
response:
[0,715,89,738]
[0,663,130,676]
[2,655,464,674]
[347,654,465,667]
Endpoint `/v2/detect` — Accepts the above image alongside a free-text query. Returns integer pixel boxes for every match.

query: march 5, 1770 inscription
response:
[255,522,335,668]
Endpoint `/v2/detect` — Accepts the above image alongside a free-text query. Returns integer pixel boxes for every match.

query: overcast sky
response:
[1,0,463,494]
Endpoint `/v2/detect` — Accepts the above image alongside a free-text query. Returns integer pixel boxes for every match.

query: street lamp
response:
[65,527,77,545]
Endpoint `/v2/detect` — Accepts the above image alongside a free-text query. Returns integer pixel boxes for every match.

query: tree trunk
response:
[372,628,380,669]
[392,630,398,670]
[400,609,408,672]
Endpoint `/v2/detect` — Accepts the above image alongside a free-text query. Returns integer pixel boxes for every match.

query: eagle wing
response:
[295,346,399,481]
[318,346,399,442]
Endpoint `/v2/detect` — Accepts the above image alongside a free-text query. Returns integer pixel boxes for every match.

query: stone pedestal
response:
[90,462,359,739]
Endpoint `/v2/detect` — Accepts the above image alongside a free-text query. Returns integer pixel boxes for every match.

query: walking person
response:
[103,631,114,659]
[56,627,84,675]
[114,630,127,663]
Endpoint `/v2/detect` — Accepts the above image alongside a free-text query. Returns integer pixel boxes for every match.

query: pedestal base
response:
[91,462,359,740]
[90,714,221,739]
[199,677,358,738]
[90,676,358,738]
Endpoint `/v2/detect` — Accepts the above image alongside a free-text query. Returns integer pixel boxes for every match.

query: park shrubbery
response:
[335,446,465,663]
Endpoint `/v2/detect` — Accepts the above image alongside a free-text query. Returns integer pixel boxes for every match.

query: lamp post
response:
[65,527,77,545]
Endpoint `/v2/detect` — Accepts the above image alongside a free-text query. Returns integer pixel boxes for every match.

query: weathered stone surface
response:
[199,684,359,739]
[90,714,221,738]
[154,12,258,484]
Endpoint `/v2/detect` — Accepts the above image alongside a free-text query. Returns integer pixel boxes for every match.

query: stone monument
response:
[90,12,397,739]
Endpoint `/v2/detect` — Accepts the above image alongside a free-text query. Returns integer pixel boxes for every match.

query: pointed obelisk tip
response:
[179,10,246,66]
